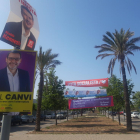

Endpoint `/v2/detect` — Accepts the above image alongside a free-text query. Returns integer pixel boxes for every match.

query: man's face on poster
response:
[97,90,100,94]
[65,91,68,95]
[6,53,21,71]
[22,8,34,30]
[76,91,79,95]
[86,91,89,95]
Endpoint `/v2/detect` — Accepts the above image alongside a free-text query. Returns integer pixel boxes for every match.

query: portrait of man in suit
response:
[86,90,89,95]
[75,91,79,95]
[0,50,31,92]
[97,90,100,94]
[0,5,36,50]
[65,91,69,95]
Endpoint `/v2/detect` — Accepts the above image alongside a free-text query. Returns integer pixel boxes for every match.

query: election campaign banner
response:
[65,78,108,87]
[0,0,39,50]
[68,96,114,110]
[0,50,37,114]
[64,89,107,98]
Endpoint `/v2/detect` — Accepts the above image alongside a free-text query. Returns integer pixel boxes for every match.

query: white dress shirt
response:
[20,21,30,50]
[7,67,20,92]
[7,67,20,116]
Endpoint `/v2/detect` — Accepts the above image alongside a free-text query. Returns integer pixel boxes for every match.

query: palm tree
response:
[95,28,140,131]
[35,47,61,131]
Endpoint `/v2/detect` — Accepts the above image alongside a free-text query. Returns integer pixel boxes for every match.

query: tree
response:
[35,47,61,131]
[41,68,67,125]
[132,91,140,111]
[95,28,140,131]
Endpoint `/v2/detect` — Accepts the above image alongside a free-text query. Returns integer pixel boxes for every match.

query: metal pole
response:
[0,115,11,140]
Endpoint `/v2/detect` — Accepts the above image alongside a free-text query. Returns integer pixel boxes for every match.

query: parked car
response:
[119,111,124,115]
[124,112,126,116]
[109,111,116,116]
[131,112,139,118]
[70,111,76,115]
[11,115,22,125]
[57,112,67,119]
[33,115,36,121]
[116,111,123,115]
[46,114,52,119]
[28,115,35,122]
[51,113,56,119]
[21,115,33,123]
[40,114,46,121]
[138,113,140,119]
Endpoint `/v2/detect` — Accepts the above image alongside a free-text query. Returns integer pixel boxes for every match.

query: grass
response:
[30,111,140,134]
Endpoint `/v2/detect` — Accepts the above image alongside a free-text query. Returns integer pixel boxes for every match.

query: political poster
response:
[0,0,39,50]
[68,96,114,110]
[0,49,37,114]
[64,89,107,98]
[65,78,108,87]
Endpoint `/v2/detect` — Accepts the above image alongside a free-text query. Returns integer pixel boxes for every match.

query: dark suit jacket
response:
[0,21,36,50]
[0,67,31,92]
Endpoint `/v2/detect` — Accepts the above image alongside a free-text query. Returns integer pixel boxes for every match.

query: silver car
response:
[138,113,140,119]
[21,115,34,123]
[46,114,52,119]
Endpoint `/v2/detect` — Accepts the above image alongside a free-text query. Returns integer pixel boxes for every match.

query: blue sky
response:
[0,0,140,99]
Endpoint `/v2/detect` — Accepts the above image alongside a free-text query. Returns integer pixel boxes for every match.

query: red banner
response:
[65,78,108,87]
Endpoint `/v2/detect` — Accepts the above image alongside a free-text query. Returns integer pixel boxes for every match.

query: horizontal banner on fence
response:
[64,89,107,98]
[65,78,108,87]
[68,96,114,110]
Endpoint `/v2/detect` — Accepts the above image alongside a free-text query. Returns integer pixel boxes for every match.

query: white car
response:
[131,112,139,118]
[138,113,140,119]
[46,114,52,119]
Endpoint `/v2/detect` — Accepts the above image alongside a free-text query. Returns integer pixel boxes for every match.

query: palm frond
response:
[103,35,115,46]
[125,51,134,56]
[127,57,137,74]
[95,28,139,76]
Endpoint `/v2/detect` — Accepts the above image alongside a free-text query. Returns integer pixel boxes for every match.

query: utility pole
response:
[0,115,11,140]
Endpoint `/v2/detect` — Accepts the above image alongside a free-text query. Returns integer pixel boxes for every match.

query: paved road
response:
[0,112,140,140]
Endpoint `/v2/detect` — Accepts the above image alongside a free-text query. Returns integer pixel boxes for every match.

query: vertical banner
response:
[68,96,114,110]
[0,0,39,50]
[0,50,37,114]
[65,78,108,87]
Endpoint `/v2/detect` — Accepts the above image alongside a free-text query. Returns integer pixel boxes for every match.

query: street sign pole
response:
[0,115,11,140]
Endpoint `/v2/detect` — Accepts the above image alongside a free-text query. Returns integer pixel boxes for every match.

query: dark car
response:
[11,115,22,125]
[109,111,116,116]
[40,114,46,121]
[111,112,116,116]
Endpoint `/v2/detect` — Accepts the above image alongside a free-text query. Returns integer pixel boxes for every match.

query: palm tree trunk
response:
[35,70,44,131]
[121,59,132,131]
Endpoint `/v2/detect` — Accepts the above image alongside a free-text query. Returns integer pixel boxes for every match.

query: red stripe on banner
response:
[68,99,72,109]
[65,78,108,87]
[110,96,114,106]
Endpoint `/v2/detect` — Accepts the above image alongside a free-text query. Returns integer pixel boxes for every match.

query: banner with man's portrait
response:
[0,0,39,50]
[0,49,37,114]
[64,89,107,98]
